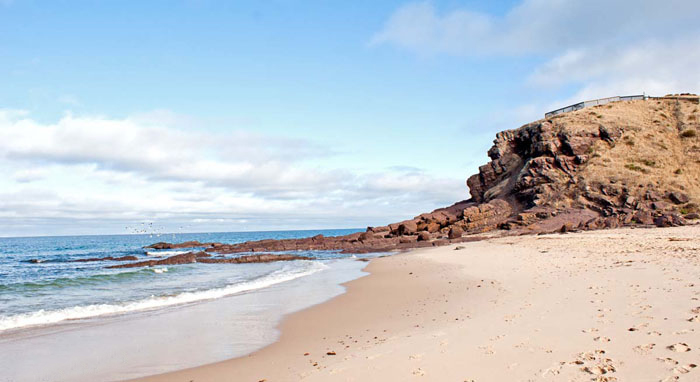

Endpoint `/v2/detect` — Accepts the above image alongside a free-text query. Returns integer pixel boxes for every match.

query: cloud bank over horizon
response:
[0,109,467,236]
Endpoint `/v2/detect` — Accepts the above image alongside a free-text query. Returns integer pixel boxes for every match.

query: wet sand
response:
[136,225,699,381]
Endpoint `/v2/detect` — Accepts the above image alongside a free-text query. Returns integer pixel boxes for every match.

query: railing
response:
[545,95,646,118]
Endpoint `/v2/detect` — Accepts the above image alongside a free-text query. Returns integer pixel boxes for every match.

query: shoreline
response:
[0,258,369,382]
[136,225,700,381]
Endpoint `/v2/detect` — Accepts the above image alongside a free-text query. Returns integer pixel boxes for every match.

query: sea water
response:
[0,229,377,381]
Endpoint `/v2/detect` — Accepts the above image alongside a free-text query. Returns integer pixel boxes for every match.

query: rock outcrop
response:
[72,255,139,262]
[106,252,314,269]
[145,241,210,250]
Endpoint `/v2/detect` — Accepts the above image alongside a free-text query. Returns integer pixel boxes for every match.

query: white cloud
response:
[0,109,468,236]
[531,37,700,100]
[0,110,336,198]
[372,1,700,56]
[12,167,47,183]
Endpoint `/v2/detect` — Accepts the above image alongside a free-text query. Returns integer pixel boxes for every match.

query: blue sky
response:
[1,0,699,236]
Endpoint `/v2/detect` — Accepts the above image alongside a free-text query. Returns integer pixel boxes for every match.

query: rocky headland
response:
[147,96,699,258]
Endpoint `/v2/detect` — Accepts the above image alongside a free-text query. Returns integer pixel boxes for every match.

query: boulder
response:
[417,232,431,241]
[448,226,464,239]
[399,236,416,244]
[651,201,669,210]
[632,210,654,225]
[368,226,390,233]
[560,222,575,233]
[358,232,375,242]
[669,192,690,204]
[397,221,418,236]
[426,222,441,233]
[654,213,685,227]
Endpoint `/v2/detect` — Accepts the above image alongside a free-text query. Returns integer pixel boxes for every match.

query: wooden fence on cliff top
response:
[545,94,700,119]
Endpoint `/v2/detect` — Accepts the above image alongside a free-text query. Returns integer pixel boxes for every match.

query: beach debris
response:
[326,351,336,356]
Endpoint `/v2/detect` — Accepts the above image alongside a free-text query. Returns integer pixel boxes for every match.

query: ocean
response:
[0,229,376,381]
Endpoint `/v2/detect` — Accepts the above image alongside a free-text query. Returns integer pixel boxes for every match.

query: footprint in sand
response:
[688,315,700,322]
[667,343,691,352]
[647,331,663,336]
[583,328,600,333]
[691,307,700,314]
[673,364,697,374]
[540,365,561,377]
[478,345,495,355]
[657,357,679,366]
[628,323,649,332]
[571,349,618,379]
[633,343,655,354]
[672,329,694,335]
[594,336,611,342]
[412,368,425,376]
[582,362,616,376]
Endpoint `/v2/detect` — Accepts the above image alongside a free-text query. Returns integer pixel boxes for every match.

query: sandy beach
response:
[136,224,699,382]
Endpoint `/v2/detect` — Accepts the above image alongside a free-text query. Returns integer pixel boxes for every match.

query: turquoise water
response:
[0,229,364,332]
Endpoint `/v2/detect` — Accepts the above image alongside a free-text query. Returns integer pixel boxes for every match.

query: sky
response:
[1,0,699,237]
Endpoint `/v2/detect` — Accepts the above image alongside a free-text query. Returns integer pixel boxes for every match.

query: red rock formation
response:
[107,252,313,269]
[145,241,210,250]
[72,255,139,262]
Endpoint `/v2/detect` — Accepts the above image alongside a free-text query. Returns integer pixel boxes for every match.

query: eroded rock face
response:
[459,199,512,232]
[467,121,618,209]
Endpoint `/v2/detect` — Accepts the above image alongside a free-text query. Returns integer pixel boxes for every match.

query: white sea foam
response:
[152,267,168,274]
[0,261,326,332]
[145,250,190,257]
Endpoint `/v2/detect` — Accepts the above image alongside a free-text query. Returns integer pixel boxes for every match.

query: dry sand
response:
[135,225,699,382]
